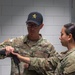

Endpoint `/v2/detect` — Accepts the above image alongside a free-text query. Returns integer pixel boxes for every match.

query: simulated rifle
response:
[0,49,20,75]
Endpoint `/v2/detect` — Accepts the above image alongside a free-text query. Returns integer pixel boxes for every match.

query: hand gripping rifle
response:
[0,49,20,75]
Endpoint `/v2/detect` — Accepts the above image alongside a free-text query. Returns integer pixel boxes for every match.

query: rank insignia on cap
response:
[32,14,36,19]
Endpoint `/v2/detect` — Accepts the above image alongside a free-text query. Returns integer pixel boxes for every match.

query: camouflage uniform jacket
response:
[56,48,75,75]
[0,34,60,75]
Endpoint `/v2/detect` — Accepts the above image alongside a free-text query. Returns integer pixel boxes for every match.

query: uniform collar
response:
[61,48,75,57]
[23,34,43,44]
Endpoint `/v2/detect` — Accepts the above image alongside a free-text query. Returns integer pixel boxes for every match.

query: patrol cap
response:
[26,12,43,26]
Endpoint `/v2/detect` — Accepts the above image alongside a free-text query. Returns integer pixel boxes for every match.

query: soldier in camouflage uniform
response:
[0,12,60,75]
[56,23,75,75]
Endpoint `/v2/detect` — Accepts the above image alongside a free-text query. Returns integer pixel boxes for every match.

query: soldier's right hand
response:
[5,46,14,55]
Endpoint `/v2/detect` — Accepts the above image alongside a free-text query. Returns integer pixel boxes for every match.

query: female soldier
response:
[57,23,75,75]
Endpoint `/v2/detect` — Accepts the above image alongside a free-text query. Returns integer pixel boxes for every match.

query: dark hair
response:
[64,23,75,41]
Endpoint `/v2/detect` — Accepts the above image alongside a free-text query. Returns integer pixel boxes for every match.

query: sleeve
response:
[29,56,60,75]
[28,55,60,73]
[59,52,75,75]
[0,39,14,48]
[63,56,75,74]
[0,38,16,58]
[29,45,60,71]
[28,41,61,74]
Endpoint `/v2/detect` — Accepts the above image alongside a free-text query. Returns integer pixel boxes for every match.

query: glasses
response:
[26,23,39,28]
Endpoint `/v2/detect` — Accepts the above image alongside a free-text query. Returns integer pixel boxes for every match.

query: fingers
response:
[11,51,17,55]
[5,46,14,55]
[11,51,20,58]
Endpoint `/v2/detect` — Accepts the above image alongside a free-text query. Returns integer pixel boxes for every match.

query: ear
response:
[68,33,72,41]
[40,24,44,29]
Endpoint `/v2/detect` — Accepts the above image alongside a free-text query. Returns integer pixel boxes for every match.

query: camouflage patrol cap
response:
[26,12,43,26]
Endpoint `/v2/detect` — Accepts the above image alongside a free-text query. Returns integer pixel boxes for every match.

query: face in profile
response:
[59,26,69,47]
